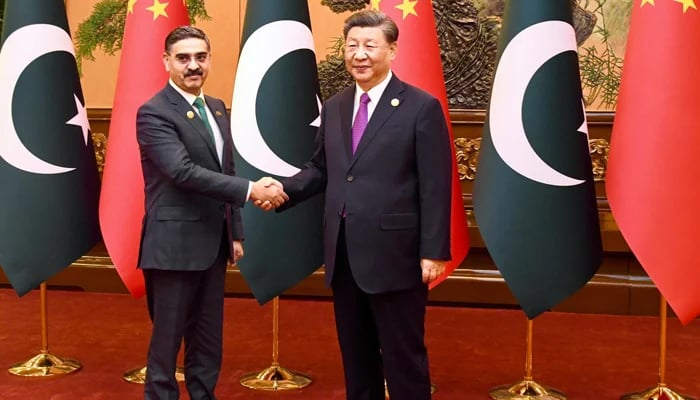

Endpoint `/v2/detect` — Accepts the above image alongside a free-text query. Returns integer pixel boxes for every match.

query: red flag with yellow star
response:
[376,0,469,288]
[607,0,700,324]
[99,0,189,297]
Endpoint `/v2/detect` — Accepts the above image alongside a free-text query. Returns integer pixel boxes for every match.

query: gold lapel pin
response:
[186,110,195,119]
[391,98,400,107]
[215,110,223,117]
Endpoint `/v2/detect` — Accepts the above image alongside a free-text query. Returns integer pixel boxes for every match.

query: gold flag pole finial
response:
[240,296,312,390]
[620,296,693,400]
[8,282,82,376]
[488,317,567,400]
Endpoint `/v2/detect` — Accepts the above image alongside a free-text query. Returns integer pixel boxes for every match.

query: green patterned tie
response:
[193,97,215,142]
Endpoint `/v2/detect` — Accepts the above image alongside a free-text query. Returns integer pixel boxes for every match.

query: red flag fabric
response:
[375,0,470,288]
[99,0,189,297]
[606,0,700,324]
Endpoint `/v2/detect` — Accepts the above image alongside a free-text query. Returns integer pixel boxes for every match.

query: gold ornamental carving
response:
[454,137,610,182]
[589,138,609,182]
[454,137,481,181]
[91,132,107,175]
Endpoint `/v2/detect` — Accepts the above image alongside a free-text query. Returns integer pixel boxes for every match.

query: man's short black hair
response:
[164,26,211,53]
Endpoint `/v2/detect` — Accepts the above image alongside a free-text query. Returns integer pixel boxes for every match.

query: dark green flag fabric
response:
[230,0,323,304]
[473,0,602,318]
[0,0,100,295]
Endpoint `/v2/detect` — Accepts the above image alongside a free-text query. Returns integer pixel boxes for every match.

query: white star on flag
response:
[66,94,90,145]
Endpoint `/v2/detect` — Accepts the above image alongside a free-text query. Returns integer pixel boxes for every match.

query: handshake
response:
[249,177,288,211]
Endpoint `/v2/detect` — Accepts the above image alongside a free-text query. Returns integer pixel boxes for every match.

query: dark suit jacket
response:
[136,84,249,271]
[281,75,452,293]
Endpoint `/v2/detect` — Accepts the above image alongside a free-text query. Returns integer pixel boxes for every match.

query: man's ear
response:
[389,42,398,61]
[162,52,170,72]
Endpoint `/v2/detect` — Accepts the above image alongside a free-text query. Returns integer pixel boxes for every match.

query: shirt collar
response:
[354,70,393,105]
[169,79,205,106]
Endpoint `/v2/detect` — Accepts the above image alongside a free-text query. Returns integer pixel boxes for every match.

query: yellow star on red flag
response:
[641,0,655,6]
[675,0,697,12]
[128,0,137,14]
[395,0,418,19]
[146,0,169,20]
[370,0,382,10]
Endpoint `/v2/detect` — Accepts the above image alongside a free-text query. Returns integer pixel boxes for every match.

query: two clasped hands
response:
[249,177,288,211]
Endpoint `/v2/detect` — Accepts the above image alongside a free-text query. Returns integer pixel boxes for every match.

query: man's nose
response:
[187,57,199,69]
[354,49,367,60]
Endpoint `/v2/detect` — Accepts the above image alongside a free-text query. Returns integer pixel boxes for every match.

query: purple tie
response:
[352,93,370,154]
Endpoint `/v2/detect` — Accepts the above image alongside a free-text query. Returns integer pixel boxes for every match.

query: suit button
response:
[347,175,354,182]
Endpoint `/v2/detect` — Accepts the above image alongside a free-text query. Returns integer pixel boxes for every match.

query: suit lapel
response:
[207,95,234,174]
[339,87,355,162]
[165,85,220,166]
[351,76,404,166]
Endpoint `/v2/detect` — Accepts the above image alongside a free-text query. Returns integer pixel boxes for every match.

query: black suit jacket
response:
[281,75,452,293]
[136,84,248,271]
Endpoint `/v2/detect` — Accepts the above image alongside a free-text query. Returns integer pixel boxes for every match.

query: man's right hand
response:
[250,177,288,211]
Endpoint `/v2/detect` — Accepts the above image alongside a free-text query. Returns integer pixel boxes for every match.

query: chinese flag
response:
[607,0,700,324]
[99,0,189,297]
[376,1,469,288]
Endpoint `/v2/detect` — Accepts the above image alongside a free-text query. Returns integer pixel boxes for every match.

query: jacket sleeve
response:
[416,97,452,260]
[278,104,328,211]
[136,100,250,208]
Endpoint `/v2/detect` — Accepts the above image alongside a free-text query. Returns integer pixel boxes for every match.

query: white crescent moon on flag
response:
[489,20,585,187]
[0,24,75,174]
[231,20,322,177]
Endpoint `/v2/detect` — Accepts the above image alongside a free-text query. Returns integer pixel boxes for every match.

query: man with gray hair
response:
[278,10,453,399]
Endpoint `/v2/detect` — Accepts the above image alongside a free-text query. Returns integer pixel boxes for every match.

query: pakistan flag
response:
[230,0,323,304]
[473,0,602,318]
[0,0,100,295]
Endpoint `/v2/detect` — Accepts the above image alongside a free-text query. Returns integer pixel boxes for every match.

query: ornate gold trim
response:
[453,137,610,182]
[91,132,107,174]
[455,137,481,181]
[589,138,609,182]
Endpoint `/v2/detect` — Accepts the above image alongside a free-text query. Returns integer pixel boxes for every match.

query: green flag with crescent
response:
[231,0,324,303]
[473,0,602,318]
[0,0,100,295]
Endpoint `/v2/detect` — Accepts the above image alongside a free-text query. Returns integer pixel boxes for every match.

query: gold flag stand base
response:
[239,364,312,391]
[385,382,436,398]
[489,379,566,400]
[8,352,81,377]
[123,366,185,384]
[621,385,694,400]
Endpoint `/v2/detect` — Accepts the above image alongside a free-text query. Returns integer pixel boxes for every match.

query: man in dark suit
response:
[278,10,452,400]
[136,26,287,400]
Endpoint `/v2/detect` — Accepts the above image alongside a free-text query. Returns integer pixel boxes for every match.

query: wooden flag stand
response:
[240,296,312,390]
[489,317,566,400]
[8,282,81,376]
[620,296,693,400]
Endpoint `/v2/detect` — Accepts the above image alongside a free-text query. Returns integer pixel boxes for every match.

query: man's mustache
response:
[185,69,203,77]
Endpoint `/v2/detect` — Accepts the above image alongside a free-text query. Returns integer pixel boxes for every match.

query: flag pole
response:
[8,282,81,376]
[620,296,691,400]
[488,317,566,399]
[240,296,312,390]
